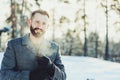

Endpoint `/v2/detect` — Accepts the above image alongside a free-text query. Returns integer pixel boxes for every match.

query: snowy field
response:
[62,56,120,80]
[0,53,120,80]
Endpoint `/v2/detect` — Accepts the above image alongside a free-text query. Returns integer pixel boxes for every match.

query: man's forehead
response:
[34,13,48,18]
[32,13,49,21]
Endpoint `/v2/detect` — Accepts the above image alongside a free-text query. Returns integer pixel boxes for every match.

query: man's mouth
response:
[34,27,43,31]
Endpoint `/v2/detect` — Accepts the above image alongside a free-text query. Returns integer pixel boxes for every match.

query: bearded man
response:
[0,9,66,80]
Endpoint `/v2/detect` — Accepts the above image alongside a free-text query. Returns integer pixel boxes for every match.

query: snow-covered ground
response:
[0,53,120,80]
[62,56,120,80]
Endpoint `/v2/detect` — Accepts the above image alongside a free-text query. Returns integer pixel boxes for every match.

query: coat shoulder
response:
[8,37,22,45]
[49,41,59,49]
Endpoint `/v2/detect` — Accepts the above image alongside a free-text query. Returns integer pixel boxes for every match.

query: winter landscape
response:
[0,0,120,80]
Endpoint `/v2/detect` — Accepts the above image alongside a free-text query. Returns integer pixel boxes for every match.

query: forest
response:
[0,0,120,62]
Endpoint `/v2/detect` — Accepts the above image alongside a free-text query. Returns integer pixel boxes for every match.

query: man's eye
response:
[36,21,39,23]
[43,22,46,25]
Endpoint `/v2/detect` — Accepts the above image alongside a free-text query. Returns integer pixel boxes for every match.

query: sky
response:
[0,0,120,42]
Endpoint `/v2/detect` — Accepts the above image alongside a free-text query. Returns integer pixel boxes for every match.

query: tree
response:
[59,29,83,56]
[104,0,109,60]
[99,0,109,60]
[88,32,99,58]
[20,0,25,37]
[11,0,17,38]
[110,0,120,33]
[83,0,88,56]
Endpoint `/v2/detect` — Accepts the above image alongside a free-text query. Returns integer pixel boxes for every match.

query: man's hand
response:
[29,65,49,80]
[36,56,55,77]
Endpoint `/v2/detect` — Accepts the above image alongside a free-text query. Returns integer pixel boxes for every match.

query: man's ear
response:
[27,19,31,27]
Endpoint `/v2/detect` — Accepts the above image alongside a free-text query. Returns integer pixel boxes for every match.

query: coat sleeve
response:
[52,45,66,80]
[0,41,30,80]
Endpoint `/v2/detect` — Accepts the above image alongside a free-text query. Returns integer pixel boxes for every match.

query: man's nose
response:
[38,25,43,29]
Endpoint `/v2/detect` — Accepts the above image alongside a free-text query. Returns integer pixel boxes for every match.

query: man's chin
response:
[33,33,44,38]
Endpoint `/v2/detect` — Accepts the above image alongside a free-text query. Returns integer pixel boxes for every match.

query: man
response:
[0,9,66,80]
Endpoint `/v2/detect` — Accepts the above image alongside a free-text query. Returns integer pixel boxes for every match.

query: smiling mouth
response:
[34,27,43,31]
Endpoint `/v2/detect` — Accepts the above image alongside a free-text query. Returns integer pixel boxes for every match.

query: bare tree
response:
[20,0,25,37]
[95,33,99,58]
[104,0,109,60]
[83,0,88,56]
[111,0,120,32]
[11,0,17,38]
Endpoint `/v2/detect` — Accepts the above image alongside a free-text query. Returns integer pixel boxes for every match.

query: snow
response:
[0,52,120,80]
[62,56,120,80]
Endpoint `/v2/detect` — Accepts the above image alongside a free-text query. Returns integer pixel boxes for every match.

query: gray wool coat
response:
[0,34,66,80]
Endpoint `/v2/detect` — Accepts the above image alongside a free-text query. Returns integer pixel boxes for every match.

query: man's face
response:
[30,13,49,37]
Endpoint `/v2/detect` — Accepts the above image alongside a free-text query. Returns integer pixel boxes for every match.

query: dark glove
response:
[30,65,48,80]
[36,56,55,77]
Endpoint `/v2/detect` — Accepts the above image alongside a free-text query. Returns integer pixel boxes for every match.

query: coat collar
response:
[21,33,31,46]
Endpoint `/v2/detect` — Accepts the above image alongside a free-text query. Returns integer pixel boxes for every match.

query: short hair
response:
[31,9,49,19]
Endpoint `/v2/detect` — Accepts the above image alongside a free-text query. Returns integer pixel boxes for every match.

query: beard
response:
[30,25,45,37]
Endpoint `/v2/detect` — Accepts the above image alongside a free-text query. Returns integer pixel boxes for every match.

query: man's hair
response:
[31,9,49,19]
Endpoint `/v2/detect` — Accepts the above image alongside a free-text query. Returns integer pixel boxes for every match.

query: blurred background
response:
[0,0,120,63]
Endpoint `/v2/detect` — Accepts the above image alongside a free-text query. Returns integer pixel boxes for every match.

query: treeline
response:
[0,0,120,63]
[55,31,120,62]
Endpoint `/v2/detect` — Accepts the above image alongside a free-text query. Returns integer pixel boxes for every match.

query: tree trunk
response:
[83,0,88,56]
[20,0,25,37]
[11,0,17,38]
[95,33,98,58]
[104,0,109,60]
